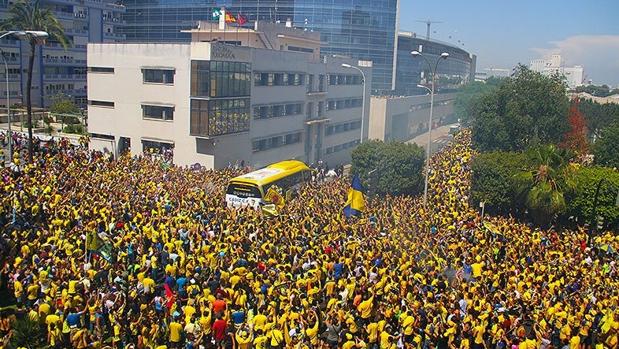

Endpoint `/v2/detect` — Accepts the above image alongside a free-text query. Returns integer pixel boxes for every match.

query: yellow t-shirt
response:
[357,296,374,319]
[169,321,183,343]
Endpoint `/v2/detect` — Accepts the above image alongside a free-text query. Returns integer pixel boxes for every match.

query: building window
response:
[287,46,313,53]
[88,66,114,73]
[325,119,362,136]
[328,74,363,85]
[191,61,251,98]
[253,102,303,120]
[142,68,175,84]
[88,100,114,107]
[325,139,360,154]
[190,98,250,137]
[253,71,305,86]
[326,97,363,110]
[252,131,302,152]
[142,104,174,121]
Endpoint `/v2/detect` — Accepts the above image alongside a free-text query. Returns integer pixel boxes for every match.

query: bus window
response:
[226,183,262,198]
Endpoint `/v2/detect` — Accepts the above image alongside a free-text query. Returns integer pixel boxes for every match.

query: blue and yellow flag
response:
[343,175,365,217]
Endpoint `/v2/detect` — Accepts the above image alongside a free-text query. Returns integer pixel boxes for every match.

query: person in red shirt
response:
[212,295,226,315]
[211,314,228,348]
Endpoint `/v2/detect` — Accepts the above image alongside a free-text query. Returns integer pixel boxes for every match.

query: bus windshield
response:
[226,183,262,198]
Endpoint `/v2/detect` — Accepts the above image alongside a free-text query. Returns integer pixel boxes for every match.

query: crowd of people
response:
[0,130,618,349]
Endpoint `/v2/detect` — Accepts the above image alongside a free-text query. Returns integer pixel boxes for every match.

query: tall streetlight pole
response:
[0,30,49,165]
[411,50,449,209]
[342,63,367,143]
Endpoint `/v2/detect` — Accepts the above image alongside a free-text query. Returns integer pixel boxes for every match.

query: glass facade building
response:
[395,34,474,96]
[120,0,399,92]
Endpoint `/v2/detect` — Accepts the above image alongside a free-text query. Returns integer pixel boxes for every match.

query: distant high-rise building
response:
[119,0,399,93]
[0,0,126,108]
[530,54,584,89]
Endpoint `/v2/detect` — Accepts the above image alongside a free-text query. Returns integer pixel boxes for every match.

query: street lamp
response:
[0,30,49,165]
[411,50,449,209]
[342,63,367,143]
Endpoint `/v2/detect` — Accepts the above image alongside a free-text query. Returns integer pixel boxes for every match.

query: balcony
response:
[103,32,126,40]
[103,16,126,24]
[65,28,89,36]
[44,42,87,51]
[44,74,87,81]
[44,88,87,97]
[44,57,87,65]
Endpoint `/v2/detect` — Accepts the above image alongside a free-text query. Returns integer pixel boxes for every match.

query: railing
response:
[45,88,87,96]
[44,74,87,80]
[44,57,87,64]
[103,32,126,40]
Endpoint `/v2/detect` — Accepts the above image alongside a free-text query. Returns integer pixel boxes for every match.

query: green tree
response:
[471,65,570,152]
[514,144,576,226]
[50,93,81,123]
[566,166,619,229]
[593,122,619,168]
[454,78,502,125]
[578,98,619,140]
[1,0,69,161]
[351,140,425,196]
[470,151,530,214]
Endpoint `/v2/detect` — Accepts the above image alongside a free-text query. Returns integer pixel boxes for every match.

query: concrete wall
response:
[369,93,456,142]
[87,43,215,167]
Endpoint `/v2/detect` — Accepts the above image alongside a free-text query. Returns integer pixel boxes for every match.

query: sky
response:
[399,0,619,86]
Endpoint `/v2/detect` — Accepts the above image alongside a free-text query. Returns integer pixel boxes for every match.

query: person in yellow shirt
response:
[169,317,184,348]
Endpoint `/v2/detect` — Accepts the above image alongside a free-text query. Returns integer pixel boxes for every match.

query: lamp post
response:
[411,50,449,209]
[342,63,367,144]
[0,30,49,165]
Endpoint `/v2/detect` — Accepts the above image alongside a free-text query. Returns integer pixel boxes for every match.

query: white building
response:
[530,54,584,89]
[87,21,371,169]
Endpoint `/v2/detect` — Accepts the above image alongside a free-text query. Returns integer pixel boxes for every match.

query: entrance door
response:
[118,137,131,155]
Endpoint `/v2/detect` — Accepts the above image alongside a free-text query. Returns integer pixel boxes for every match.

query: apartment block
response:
[0,0,125,108]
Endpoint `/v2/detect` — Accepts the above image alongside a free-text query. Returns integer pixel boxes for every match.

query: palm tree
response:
[514,144,576,226]
[1,0,69,161]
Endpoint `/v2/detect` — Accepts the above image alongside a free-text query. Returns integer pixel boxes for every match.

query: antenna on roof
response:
[416,19,443,40]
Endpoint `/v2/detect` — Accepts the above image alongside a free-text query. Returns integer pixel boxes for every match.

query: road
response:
[406,123,458,154]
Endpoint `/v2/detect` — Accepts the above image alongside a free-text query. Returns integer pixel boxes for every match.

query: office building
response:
[369,93,456,142]
[530,54,584,89]
[0,0,126,108]
[394,32,475,96]
[88,22,372,169]
[120,0,398,92]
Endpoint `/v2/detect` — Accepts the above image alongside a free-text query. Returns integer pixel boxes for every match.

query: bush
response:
[351,140,425,196]
[470,151,530,214]
[566,166,619,229]
[63,123,86,135]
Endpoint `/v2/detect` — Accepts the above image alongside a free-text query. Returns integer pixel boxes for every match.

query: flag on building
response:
[343,175,365,218]
[237,14,247,25]
[225,12,237,23]
[212,8,222,20]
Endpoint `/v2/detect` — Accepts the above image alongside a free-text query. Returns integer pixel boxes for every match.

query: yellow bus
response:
[225,160,312,208]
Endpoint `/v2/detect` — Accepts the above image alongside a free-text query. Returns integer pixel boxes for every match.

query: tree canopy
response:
[470,65,570,152]
[351,140,425,196]
[593,122,619,168]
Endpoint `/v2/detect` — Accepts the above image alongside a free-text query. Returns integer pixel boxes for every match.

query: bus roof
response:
[230,160,310,186]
